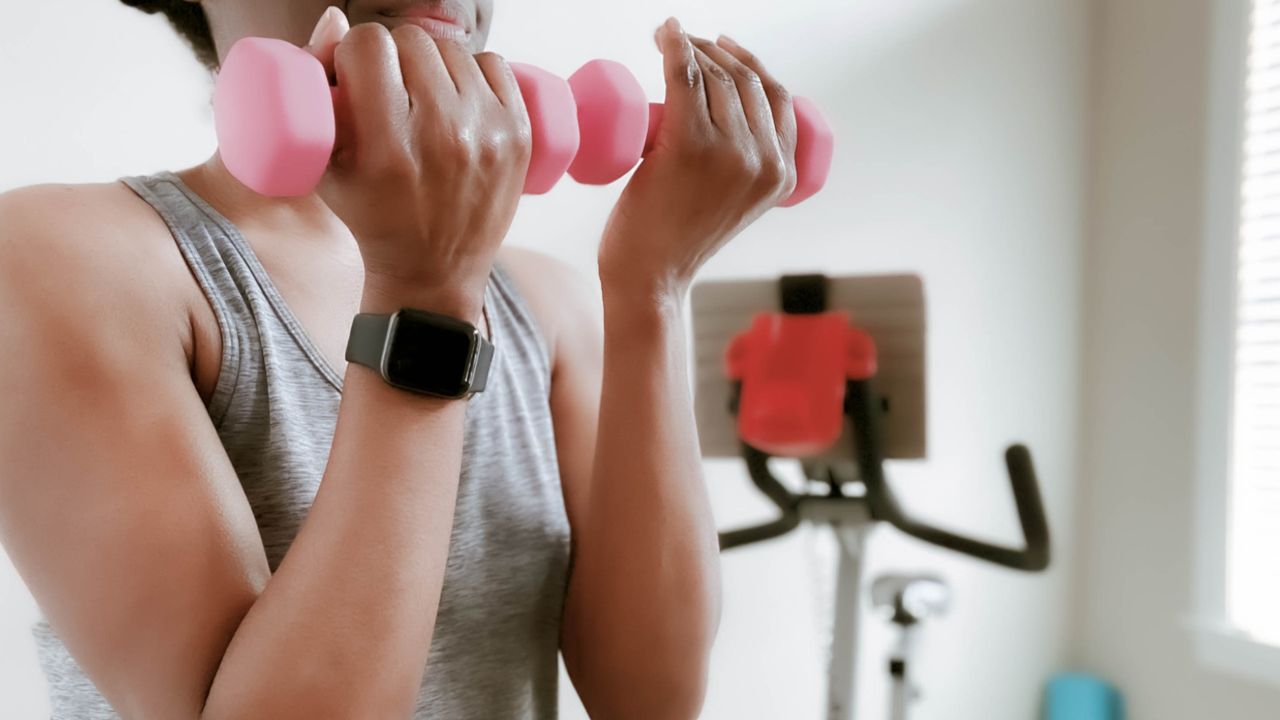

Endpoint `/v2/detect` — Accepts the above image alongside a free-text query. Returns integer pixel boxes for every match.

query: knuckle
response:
[759,154,788,194]
[734,66,763,87]
[430,37,460,63]
[720,146,759,176]
[477,127,529,173]
[757,150,784,181]
[706,62,735,86]
[507,118,534,161]
[493,111,532,151]
[497,92,532,134]
[517,132,533,165]
[673,60,702,89]
[370,150,416,183]
[480,51,516,84]
[476,136,502,167]
[391,28,436,64]
[390,22,425,43]
[451,133,481,164]
[765,155,797,200]
[347,21,391,46]
[781,173,798,199]
[781,159,799,197]
[767,80,792,106]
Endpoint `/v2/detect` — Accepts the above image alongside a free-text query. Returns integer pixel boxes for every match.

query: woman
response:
[0,1,800,718]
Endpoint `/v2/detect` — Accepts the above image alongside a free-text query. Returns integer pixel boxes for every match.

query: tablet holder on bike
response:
[692,273,1051,720]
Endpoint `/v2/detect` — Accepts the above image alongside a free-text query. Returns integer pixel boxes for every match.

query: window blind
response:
[1229,0,1280,644]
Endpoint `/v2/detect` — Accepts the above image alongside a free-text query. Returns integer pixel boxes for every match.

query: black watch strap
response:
[346,310,494,396]
[346,311,394,372]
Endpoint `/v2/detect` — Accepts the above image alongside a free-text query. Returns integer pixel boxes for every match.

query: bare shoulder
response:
[496,245,603,368]
[0,181,198,360]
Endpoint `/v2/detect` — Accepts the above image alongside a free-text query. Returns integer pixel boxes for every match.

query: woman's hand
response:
[305,8,532,319]
[597,18,798,301]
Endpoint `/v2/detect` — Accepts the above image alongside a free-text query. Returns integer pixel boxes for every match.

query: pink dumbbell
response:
[563,60,834,207]
[214,38,833,205]
[213,38,581,197]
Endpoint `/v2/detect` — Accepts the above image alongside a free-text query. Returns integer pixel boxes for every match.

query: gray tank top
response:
[30,170,573,719]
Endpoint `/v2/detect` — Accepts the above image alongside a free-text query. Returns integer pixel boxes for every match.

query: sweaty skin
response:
[0,3,799,718]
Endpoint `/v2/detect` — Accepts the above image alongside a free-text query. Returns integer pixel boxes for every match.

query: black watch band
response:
[346,309,494,398]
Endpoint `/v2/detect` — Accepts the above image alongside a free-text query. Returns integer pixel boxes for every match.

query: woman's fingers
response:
[689,35,773,140]
[433,38,489,98]
[473,51,524,109]
[715,34,798,171]
[390,24,455,116]
[331,23,409,167]
[648,20,794,204]
[654,17,710,133]
[690,43,749,135]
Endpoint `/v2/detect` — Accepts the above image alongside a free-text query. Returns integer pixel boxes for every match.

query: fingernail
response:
[309,6,336,46]
[331,7,351,36]
[666,16,683,34]
[718,34,739,47]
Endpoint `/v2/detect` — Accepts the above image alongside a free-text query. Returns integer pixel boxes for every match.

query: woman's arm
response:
[499,247,718,719]
[0,185,468,720]
[0,14,533,718]
[548,19,803,719]
[559,283,722,720]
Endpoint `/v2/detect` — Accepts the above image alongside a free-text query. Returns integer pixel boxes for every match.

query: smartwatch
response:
[345,308,495,399]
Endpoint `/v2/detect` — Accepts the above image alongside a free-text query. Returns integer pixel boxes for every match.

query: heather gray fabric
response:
[31,171,572,719]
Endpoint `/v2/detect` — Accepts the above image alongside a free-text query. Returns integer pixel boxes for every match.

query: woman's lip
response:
[394,15,470,41]
[394,5,464,27]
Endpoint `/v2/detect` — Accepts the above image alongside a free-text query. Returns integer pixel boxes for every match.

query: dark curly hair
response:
[120,0,218,70]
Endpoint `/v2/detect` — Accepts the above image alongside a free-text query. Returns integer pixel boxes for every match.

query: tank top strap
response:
[120,171,251,426]
[488,260,553,400]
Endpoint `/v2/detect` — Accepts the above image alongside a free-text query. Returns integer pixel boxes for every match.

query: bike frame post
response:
[827,521,872,720]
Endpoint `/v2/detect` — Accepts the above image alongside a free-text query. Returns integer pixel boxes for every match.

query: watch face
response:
[384,310,479,398]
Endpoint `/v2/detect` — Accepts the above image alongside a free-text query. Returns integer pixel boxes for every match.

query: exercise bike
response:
[691,273,1051,720]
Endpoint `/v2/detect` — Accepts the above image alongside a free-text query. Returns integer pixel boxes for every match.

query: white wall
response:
[0,1,1087,718]
[1071,0,1280,716]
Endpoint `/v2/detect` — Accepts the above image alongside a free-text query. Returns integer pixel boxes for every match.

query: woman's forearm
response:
[199,284,478,720]
[562,282,723,719]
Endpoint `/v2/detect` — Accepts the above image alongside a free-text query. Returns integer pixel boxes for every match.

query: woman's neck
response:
[176,153,354,249]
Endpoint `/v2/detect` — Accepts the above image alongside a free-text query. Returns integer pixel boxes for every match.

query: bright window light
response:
[1227,0,1280,645]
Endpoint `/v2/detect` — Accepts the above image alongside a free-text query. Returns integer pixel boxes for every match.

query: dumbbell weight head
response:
[566,60,651,186]
[779,96,834,207]
[214,37,337,198]
[509,63,581,195]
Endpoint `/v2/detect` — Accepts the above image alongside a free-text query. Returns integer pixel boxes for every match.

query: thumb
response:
[306,5,350,82]
[654,17,706,123]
